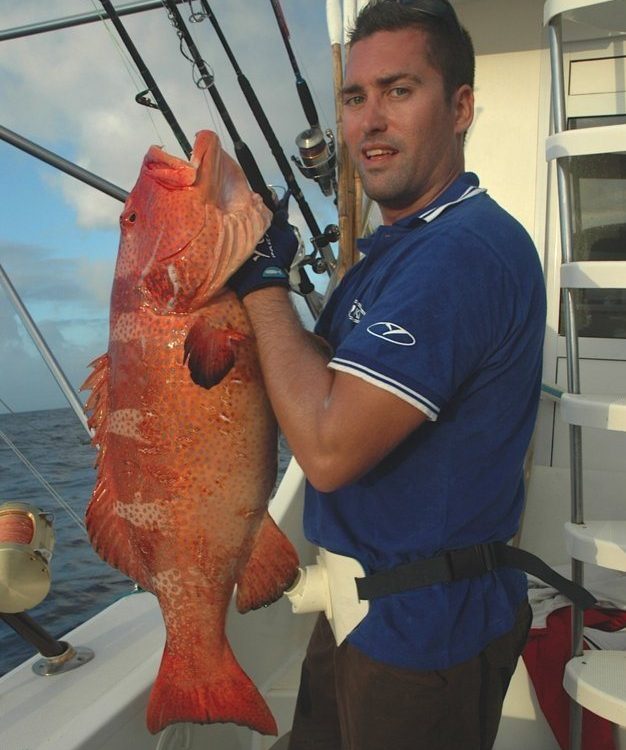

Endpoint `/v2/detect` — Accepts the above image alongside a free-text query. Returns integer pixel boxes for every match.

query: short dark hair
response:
[348,1,475,101]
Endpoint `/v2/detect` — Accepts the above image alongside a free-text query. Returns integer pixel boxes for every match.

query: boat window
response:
[559,114,626,339]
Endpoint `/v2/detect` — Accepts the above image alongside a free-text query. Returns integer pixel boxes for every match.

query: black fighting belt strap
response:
[355,542,597,610]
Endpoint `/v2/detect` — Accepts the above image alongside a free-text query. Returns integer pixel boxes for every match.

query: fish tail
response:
[236,512,299,613]
[146,640,277,735]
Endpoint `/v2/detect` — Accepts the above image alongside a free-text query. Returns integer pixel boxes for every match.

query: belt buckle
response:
[445,544,496,581]
[477,543,497,572]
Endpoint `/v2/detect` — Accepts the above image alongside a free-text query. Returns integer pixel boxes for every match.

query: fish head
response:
[116,130,271,313]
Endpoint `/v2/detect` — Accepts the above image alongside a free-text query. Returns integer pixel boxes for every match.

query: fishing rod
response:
[161,1,323,317]
[269,0,320,130]
[268,0,337,199]
[99,0,192,158]
[161,0,275,212]
[191,0,338,277]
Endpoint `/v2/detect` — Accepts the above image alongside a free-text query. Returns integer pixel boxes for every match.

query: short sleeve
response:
[328,228,513,420]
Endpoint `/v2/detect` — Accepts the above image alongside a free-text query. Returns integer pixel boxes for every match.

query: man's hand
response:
[228,196,299,299]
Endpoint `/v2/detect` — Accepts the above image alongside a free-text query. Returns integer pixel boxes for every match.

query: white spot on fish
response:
[110,312,141,343]
[140,228,163,282]
[115,494,166,530]
[153,568,184,601]
[167,264,180,307]
[108,409,147,441]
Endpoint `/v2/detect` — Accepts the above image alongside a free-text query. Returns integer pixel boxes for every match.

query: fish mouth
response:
[143,132,220,190]
[145,147,197,188]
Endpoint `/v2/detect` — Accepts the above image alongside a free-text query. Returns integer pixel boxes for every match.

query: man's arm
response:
[243,286,428,492]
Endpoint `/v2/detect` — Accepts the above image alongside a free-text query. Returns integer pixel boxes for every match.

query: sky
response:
[0,0,347,413]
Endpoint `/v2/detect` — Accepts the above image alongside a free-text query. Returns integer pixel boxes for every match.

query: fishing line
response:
[161,0,276,210]
[0,428,87,534]
[147,0,227,146]
[88,0,167,147]
[0,396,15,414]
[98,0,193,158]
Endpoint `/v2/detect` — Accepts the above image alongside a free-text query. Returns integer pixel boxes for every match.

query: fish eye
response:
[127,212,137,223]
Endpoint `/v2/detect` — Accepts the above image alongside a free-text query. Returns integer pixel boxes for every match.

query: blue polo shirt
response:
[304,173,546,670]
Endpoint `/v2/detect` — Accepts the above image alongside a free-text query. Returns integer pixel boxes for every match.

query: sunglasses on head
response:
[395,0,463,34]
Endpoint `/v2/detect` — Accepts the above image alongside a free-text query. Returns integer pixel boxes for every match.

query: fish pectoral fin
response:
[236,512,299,613]
[184,318,248,389]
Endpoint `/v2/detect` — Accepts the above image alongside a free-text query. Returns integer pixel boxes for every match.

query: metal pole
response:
[0,125,128,203]
[0,263,91,437]
[0,612,66,658]
[549,18,583,750]
[0,0,187,43]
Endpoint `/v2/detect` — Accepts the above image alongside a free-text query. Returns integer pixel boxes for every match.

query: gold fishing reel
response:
[0,502,55,613]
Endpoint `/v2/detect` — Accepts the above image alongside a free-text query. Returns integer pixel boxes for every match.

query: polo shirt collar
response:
[357,172,483,256]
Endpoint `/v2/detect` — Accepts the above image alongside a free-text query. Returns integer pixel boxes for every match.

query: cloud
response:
[1,1,338,229]
[0,238,112,410]
[0,1,341,411]
[0,240,114,314]
[0,294,106,414]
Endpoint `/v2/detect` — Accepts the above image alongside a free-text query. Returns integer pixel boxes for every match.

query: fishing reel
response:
[292,127,337,198]
[0,502,55,613]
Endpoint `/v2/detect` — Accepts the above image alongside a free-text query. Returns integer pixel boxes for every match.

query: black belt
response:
[355,542,597,610]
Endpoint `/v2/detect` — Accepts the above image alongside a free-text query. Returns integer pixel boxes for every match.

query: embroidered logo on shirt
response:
[366,322,416,346]
[348,299,366,323]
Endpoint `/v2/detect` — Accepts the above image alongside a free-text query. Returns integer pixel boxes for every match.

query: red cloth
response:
[522,607,626,750]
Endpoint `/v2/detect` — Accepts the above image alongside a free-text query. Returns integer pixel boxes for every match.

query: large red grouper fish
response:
[82,130,299,736]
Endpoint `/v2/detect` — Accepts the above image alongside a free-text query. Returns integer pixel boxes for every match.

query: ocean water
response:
[0,407,292,677]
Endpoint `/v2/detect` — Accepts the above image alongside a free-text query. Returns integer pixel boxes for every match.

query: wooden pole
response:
[327,0,359,283]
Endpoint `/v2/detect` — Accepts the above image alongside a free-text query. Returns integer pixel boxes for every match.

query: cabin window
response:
[559,114,626,339]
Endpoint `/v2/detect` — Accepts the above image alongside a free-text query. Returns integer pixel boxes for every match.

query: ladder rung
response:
[560,393,626,431]
[561,261,626,289]
[564,651,626,726]
[544,0,626,26]
[546,124,626,160]
[565,521,626,570]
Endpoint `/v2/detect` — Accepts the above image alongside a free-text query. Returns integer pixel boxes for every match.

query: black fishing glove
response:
[228,195,300,299]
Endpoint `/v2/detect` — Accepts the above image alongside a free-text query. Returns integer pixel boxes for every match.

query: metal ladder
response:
[545,1,626,748]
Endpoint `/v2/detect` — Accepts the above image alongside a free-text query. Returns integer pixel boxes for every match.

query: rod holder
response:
[0,612,94,676]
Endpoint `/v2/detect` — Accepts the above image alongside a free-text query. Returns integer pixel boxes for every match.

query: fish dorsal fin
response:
[81,354,154,593]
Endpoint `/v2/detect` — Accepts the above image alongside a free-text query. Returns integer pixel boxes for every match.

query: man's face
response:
[342,27,473,224]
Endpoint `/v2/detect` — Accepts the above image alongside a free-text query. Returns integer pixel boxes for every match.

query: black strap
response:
[355,542,597,610]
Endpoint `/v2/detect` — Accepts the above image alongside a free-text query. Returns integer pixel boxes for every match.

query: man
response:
[228,1,546,748]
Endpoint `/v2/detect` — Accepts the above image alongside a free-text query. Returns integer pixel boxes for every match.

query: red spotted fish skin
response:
[82,131,299,736]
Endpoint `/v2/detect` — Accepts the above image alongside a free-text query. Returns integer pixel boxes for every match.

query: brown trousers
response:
[288,601,532,750]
